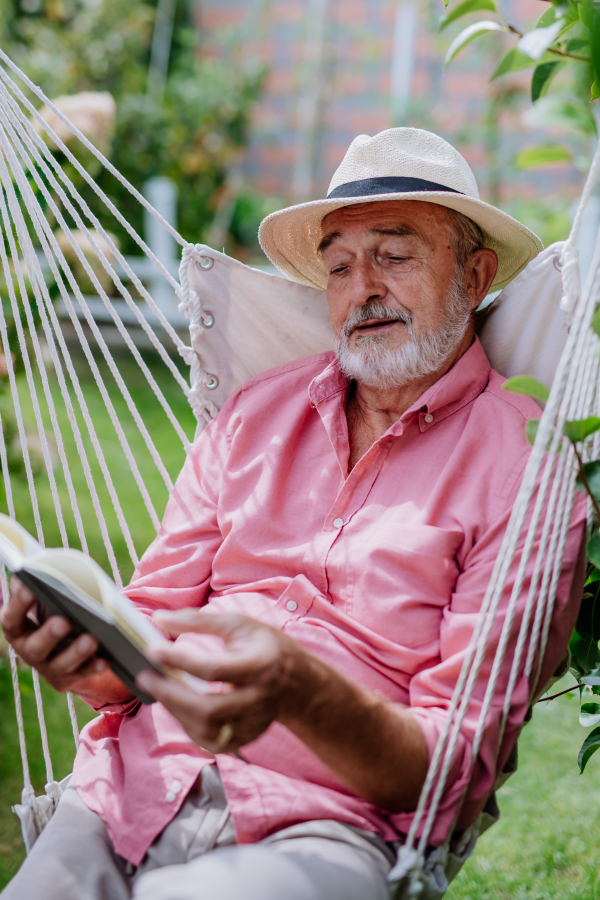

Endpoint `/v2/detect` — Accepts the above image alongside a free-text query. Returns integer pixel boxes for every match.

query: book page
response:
[0,513,42,572]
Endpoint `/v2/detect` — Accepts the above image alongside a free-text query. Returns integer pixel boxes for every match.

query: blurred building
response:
[196,0,583,215]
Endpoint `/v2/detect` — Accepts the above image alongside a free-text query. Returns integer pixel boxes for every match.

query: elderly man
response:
[0,128,585,900]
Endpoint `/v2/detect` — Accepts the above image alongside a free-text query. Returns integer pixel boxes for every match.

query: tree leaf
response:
[518,19,565,61]
[502,375,550,402]
[582,0,594,31]
[445,21,507,66]
[576,577,600,641]
[578,725,600,772]
[592,78,600,101]
[440,0,497,31]
[531,61,563,102]
[515,144,572,168]
[589,534,600,570]
[523,96,597,136]
[576,461,600,506]
[592,304,600,338]
[572,632,600,671]
[582,665,600,685]
[564,417,600,442]
[525,418,540,446]
[592,0,600,85]
[492,47,557,79]
[580,702,600,727]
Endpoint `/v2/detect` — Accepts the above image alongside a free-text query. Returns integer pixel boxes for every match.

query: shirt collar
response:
[308,336,491,433]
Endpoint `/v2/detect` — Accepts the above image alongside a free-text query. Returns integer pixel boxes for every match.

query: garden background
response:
[2,0,600,896]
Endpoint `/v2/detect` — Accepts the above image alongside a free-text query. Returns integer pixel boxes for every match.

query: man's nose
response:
[350,257,386,305]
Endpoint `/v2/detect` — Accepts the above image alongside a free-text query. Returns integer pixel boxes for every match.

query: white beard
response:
[334,278,473,390]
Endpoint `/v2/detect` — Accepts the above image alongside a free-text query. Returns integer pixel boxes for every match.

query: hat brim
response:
[258,191,543,292]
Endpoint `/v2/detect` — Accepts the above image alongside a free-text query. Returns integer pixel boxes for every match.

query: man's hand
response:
[138,610,309,753]
[138,608,429,812]
[0,576,134,706]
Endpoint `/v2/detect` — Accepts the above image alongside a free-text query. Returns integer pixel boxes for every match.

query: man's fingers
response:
[0,577,37,637]
[152,610,247,640]
[45,632,100,676]
[148,637,277,685]
[136,671,263,750]
[15,616,73,666]
[9,575,35,604]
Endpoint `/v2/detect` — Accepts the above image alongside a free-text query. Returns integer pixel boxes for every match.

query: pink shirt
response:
[74,338,585,865]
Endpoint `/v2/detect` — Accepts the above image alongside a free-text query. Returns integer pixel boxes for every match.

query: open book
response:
[0,514,181,704]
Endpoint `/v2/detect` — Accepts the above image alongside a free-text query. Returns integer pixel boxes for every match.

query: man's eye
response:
[331,265,349,275]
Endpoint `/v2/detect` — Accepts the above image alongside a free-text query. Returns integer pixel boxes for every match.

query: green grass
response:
[0,660,97,887]
[0,347,196,886]
[447,685,600,900]
[2,352,600,896]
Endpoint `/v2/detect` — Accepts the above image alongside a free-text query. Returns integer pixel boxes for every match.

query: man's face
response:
[319,200,481,388]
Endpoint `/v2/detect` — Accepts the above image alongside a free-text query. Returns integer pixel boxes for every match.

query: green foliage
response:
[439,0,497,31]
[578,724,600,772]
[0,0,266,255]
[525,418,540,446]
[576,461,600,505]
[444,20,506,66]
[502,375,550,402]
[563,416,600,443]
[587,534,600,570]
[514,144,572,168]
[531,61,564,102]
[591,303,600,337]
[441,0,598,175]
[492,48,558,80]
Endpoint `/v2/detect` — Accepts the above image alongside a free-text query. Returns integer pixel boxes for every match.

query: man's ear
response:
[466,248,498,309]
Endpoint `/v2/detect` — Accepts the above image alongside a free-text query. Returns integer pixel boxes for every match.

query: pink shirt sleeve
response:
[124,398,234,615]
[82,400,234,713]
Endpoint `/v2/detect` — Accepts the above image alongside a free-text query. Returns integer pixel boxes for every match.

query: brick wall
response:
[195,0,583,213]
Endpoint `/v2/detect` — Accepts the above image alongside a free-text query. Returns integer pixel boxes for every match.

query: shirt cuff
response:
[84,696,141,716]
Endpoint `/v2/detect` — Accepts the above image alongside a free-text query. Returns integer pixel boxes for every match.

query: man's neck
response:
[345,332,474,472]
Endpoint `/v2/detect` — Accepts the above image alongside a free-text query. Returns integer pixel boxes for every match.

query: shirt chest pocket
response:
[345,521,464,649]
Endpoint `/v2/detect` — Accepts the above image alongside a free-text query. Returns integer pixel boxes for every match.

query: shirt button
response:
[165,790,176,802]
[171,780,182,793]
[333,517,344,528]
[424,414,434,423]
[286,599,298,612]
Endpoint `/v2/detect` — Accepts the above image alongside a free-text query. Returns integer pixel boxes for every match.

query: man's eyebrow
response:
[317,231,342,255]
[368,225,420,239]
[317,224,420,256]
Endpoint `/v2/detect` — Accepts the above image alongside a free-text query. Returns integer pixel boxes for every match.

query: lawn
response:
[1,349,600,896]
[0,344,196,886]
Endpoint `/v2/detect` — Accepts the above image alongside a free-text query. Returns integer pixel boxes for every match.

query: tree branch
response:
[537,682,583,702]
[505,23,591,62]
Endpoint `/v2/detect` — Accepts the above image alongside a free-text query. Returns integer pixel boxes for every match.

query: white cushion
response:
[187,241,568,416]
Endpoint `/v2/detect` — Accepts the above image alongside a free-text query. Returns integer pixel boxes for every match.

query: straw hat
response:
[258,128,543,292]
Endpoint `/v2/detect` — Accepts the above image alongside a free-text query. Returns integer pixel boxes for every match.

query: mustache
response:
[340,301,413,339]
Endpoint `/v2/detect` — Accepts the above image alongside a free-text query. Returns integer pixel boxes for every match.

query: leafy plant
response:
[440,0,599,172]
[503,352,600,772]
[442,0,600,771]
[0,0,266,256]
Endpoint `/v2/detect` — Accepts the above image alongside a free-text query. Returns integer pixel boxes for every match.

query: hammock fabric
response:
[0,47,597,900]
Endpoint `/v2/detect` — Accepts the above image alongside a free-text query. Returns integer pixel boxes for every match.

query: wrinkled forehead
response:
[319,199,455,252]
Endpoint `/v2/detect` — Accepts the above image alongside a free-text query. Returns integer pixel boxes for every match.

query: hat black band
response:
[327,176,464,199]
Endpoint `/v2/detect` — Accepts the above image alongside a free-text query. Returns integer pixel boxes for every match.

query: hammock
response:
[0,47,597,900]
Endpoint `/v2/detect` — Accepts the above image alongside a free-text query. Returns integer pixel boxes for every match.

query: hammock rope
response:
[390,136,600,897]
[0,47,598,899]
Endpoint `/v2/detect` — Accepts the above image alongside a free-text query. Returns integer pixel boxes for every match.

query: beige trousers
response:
[1,765,395,900]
